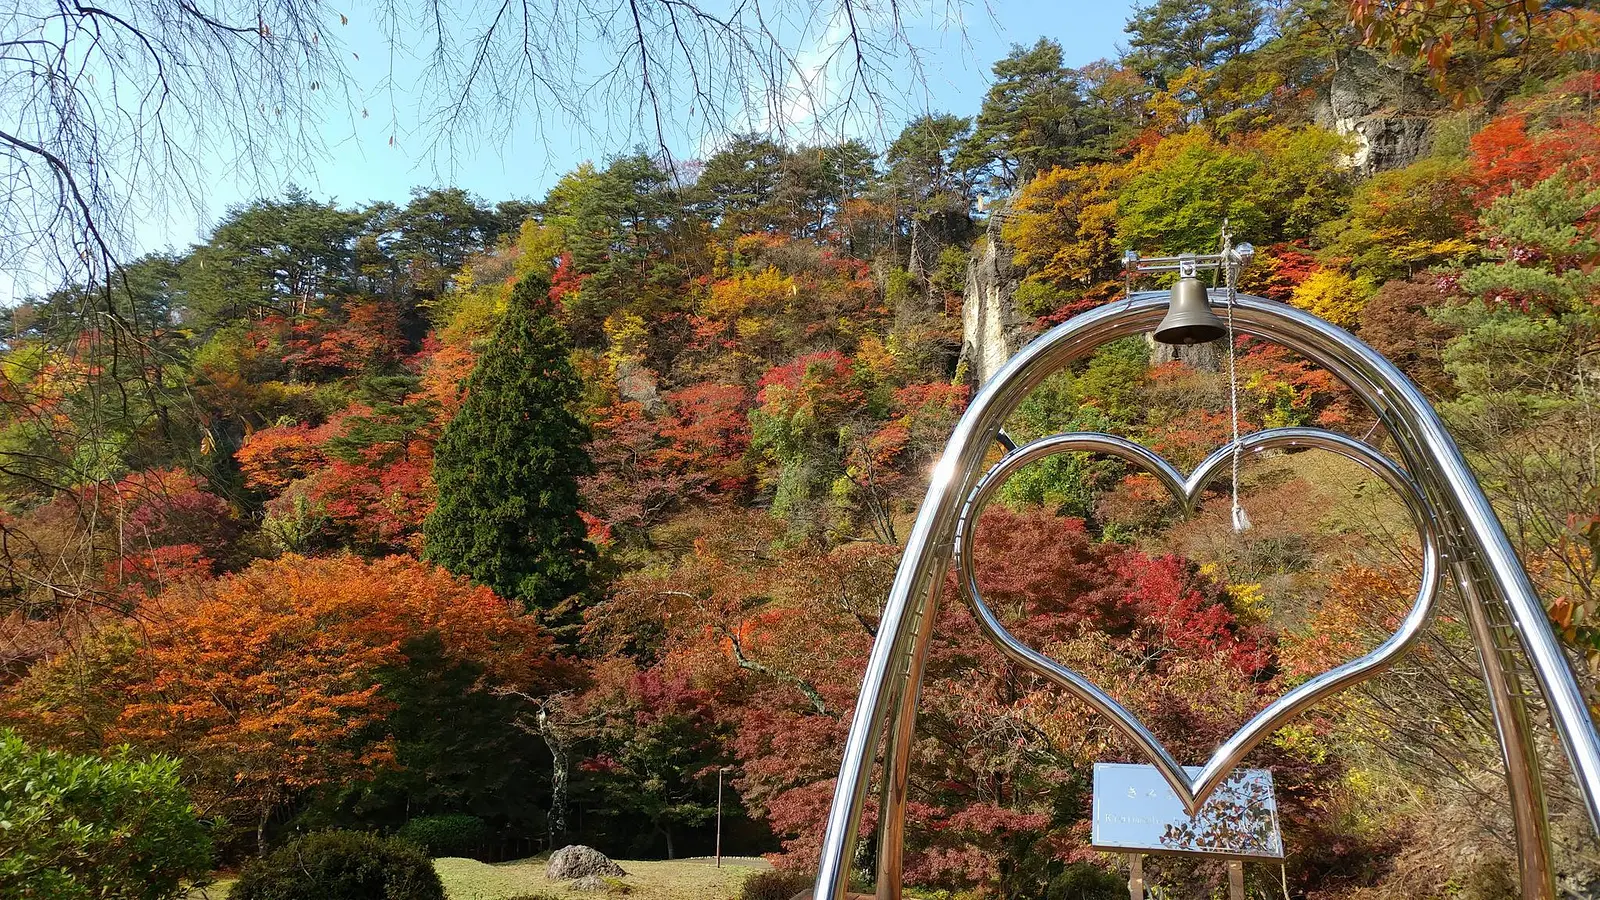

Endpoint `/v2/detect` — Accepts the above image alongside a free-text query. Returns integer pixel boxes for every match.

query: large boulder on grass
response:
[546,845,626,881]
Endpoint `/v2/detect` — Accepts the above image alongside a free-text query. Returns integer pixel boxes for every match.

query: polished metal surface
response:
[1123,245,1254,276]
[1153,274,1226,344]
[872,430,1016,899]
[814,291,1600,900]
[955,427,1440,815]
[1092,764,1283,860]
[1457,562,1553,894]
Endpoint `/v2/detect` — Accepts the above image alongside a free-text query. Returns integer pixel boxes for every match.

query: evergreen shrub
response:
[231,830,444,900]
[740,869,814,900]
[396,814,492,858]
[1046,862,1125,900]
[0,729,211,900]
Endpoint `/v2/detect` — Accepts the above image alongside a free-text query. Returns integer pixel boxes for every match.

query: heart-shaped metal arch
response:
[954,426,1442,816]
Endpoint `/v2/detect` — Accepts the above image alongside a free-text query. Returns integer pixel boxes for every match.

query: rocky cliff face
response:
[958,215,1026,389]
[1315,49,1441,173]
[1151,335,1221,371]
[614,357,665,415]
[956,214,1222,385]
[958,52,1437,382]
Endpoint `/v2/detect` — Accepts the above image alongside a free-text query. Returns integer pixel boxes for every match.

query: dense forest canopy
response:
[3,1,1600,898]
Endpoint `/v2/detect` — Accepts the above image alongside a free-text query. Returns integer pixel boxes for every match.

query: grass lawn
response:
[186,854,769,900]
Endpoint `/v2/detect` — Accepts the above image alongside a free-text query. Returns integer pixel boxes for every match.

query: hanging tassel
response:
[1232,502,1252,533]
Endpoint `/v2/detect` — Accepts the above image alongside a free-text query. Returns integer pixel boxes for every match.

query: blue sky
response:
[134,1,1137,257]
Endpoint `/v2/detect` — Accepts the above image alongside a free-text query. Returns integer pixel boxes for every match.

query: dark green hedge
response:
[231,830,443,900]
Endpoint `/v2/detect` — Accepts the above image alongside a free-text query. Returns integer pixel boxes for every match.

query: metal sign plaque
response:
[1091,763,1284,860]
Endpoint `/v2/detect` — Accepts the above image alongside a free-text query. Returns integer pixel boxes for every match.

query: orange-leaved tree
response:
[12,554,573,854]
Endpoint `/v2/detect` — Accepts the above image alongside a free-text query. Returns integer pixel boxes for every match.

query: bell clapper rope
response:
[1222,224,1251,534]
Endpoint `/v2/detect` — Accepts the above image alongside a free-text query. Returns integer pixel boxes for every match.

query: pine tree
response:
[958,39,1100,189]
[1124,0,1265,89]
[423,273,595,611]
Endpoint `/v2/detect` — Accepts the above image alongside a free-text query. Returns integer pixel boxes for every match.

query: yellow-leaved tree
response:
[1290,268,1377,328]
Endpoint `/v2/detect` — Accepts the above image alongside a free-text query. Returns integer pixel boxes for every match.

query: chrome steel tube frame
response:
[954,427,1444,819]
[812,291,1600,900]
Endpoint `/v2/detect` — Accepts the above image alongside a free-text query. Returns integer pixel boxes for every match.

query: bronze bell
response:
[1153,274,1226,345]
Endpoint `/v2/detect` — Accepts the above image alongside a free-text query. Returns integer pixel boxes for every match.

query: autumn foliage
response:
[8,555,570,850]
[3,14,1598,898]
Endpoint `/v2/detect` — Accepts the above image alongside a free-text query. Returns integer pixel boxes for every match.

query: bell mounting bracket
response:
[1122,244,1255,278]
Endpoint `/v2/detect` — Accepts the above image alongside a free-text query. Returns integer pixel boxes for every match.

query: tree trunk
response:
[536,708,570,850]
[256,805,271,857]
[907,220,922,280]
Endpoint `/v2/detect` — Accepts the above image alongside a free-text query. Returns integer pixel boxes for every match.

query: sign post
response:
[715,767,724,868]
[1092,763,1282,900]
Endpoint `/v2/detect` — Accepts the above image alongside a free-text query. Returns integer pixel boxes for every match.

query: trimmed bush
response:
[1046,862,1125,900]
[0,728,211,900]
[231,830,444,900]
[740,869,814,900]
[396,814,491,858]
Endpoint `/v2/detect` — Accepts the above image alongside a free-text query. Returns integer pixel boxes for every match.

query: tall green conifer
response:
[424,273,594,611]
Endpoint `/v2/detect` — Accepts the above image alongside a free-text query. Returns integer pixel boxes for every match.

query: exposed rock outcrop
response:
[1150,336,1222,372]
[547,844,627,881]
[614,358,665,416]
[958,214,1026,389]
[1315,49,1442,173]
